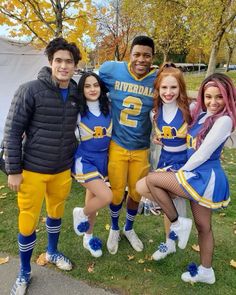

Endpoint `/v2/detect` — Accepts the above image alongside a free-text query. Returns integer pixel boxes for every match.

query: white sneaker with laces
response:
[83,236,102,258]
[46,251,72,271]
[11,272,31,295]
[107,229,120,254]
[170,217,192,249]
[73,207,89,236]
[181,264,216,284]
[152,240,176,261]
[123,228,144,252]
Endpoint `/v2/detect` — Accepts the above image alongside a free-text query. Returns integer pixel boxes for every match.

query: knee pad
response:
[47,201,66,219]
[128,189,141,203]
[19,211,38,236]
[112,190,126,205]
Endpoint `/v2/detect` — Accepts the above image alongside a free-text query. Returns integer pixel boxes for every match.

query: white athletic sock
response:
[82,208,89,218]
[199,265,214,275]
[166,238,175,247]
[171,219,181,229]
[84,233,93,241]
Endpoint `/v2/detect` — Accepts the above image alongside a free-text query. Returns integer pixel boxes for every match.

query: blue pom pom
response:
[89,237,102,251]
[169,230,178,241]
[77,221,90,233]
[187,262,198,277]
[158,242,168,253]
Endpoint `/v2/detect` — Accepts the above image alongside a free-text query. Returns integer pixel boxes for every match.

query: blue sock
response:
[125,208,138,231]
[109,203,123,230]
[18,232,36,274]
[46,217,61,254]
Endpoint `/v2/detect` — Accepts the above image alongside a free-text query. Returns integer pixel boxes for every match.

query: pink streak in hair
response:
[190,77,236,149]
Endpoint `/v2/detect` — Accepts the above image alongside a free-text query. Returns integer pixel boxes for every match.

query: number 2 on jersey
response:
[119,96,142,127]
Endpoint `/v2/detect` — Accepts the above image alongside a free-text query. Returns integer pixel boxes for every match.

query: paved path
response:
[0,253,117,295]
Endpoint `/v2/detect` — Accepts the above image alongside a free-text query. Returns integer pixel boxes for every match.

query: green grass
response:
[185,70,236,91]
[0,147,236,295]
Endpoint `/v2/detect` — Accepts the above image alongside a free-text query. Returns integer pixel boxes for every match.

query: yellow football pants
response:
[18,169,72,236]
[108,140,150,204]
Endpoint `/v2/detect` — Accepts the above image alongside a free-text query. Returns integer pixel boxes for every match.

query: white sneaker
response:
[170,217,192,249]
[123,228,144,252]
[11,272,31,295]
[107,229,120,254]
[181,264,216,284]
[83,236,102,258]
[152,240,176,261]
[46,252,72,271]
[73,207,89,236]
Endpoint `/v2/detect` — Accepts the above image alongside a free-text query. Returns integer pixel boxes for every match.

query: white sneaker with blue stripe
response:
[10,271,31,295]
[46,251,72,271]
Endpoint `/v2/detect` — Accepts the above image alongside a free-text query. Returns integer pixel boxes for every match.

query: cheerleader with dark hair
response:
[72,72,112,258]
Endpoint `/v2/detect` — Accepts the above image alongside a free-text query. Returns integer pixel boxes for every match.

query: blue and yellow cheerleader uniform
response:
[176,113,232,209]
[155,104,188,171]
[72,101,112,183]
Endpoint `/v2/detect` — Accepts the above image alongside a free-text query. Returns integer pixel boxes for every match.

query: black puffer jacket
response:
[3,66,79,174]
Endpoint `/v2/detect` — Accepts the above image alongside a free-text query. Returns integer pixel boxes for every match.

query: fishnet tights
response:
[146,171,189,222]
[145,171,213,267]
[191,201,213,267]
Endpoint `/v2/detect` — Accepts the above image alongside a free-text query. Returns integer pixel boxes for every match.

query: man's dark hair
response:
[45,37,82,65]
[130,35,155,55]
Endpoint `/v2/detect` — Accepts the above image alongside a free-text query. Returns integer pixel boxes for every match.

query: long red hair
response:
[153,63,191,124]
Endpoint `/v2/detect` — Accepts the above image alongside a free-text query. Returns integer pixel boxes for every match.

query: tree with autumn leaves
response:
[94,0,139,63]
[1,0,236,76]
[0,0,97,59]
[120,0,236,76]
[184,0,236,76]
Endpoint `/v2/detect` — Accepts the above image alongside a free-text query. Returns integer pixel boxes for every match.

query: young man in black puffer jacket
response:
[4,37,81,295]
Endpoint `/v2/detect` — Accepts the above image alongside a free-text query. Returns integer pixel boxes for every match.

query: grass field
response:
[0,147,236,295]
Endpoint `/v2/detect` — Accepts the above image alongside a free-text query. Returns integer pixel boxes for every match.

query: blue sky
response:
[0,25,10,38]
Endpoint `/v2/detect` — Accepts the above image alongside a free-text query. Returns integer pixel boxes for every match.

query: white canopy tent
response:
[0,37,47,140]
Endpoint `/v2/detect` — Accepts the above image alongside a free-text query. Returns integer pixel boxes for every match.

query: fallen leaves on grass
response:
[41,217,47,223]
[0,211,3,214]
[191,244,200,252]
[234,230,236,235]
[219,213,226,217]
[145,255,152,261]
[0,256,9,265]
[234,221,236,225]
[0,192,7,199]
[138,259,145,264]
[105,224,110,231]
[230,260,236,268]
[0,185,5,190]
[149,239,153,243]
[127,255,135,261]
[88,262,95,273]
[36,253,48,266]
[144,268,152,272]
